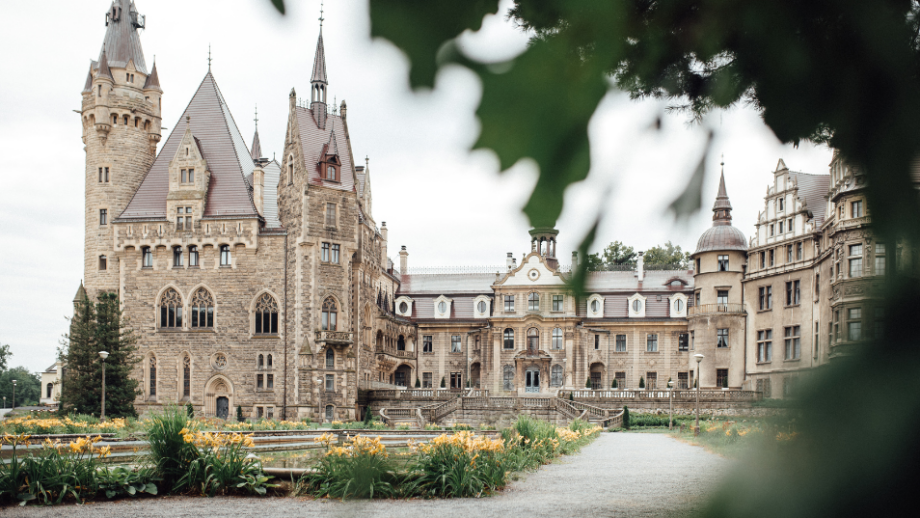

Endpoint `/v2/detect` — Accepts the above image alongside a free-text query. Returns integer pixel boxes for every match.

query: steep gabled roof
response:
[294,108,355,192]
[789,171,831,225]
[119,72,258,220]
[98,0,147,73]
[83,63,95,92]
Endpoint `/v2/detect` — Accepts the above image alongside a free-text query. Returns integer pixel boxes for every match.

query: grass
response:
[668,417,798,458]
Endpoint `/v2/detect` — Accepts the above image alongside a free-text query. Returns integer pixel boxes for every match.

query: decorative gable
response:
[499,253,566,287]
[669,293,688,318]
[166,117,210,229]
[434,295,452,319]
[628,292,647,318]
[319,126,341,183]
[587,294,604,318]
[395,296,413,317]
[473,295,492,319]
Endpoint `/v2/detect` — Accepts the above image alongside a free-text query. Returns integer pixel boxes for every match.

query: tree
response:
[59,292,140,418]
[639,376,646,389]
[644,242,691,268]
[415,377,421,388]
[586,241,636,271]
[0,342,10,372]
[0,367,41,407]
[440,376,446,388]
[186,401,195,419]
[622,406,630,430]
[236,405,244,423]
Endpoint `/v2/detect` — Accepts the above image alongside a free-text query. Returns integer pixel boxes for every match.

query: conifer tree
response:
[60,292,140,417]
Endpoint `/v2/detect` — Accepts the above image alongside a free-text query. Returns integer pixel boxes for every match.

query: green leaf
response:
[106,490,116,499]
[369,0,499,89]
[668,132,713,220]
[471,38,608,227]
[127,485,136,495]
[145,483,158,495]
[269,0,285,14]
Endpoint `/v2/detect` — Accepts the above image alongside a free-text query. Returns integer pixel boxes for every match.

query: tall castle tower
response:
[80,0,161,298]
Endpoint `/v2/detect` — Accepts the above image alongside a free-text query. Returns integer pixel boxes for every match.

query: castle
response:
[77,1,879,421]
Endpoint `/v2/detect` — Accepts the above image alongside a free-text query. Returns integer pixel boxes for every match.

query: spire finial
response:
[254,104,259,131]
[720,153,725,174]
[319,0,325,28]
[208,44,212,71]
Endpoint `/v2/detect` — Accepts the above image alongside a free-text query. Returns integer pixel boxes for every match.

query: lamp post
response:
[99,351,109,422]
[667,379,674,430]
[694,354,704,435]
[11,380,16,410]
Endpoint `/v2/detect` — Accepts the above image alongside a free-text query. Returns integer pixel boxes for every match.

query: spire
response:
[97,50,114,81]
[143,59,161,90]
[325,123,339,156]
[311,31,328,86]
[310,20,329,129]
[711,165,733,225]
[251,105,262,159]
[98,0,147,73]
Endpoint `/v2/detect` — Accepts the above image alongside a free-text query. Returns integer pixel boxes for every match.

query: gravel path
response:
[3,433,727,517]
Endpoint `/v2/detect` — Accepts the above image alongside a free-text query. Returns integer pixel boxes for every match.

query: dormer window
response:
[326,165,336,181]
[181,168,195,183]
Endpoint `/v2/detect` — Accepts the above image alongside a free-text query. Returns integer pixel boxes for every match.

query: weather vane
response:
[319,0,324,28]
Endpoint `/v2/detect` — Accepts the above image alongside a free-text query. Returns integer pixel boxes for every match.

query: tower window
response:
[331,244,340,264]
[98,255,107,270]
[99,209,107,225]
[112,114,117,125]
[220,245,231,266]
[189,245,199,267]
[172,246,183,267]
[255,293,279,334]
[717,255,728,271]
[321,298,338,331]
[98,167,109,183]
[123,115,129,125]
[142,246,152,268]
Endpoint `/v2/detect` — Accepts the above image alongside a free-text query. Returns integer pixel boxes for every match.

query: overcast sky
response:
[0,0,833,373]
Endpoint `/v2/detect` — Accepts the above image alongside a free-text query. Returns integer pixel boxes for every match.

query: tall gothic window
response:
[159,288,183,328]
[190,288,214,328]
[258,354,265,369]
[255,293,279,334]
[322,298,338,331]
[149,355,157,398]
[182,355,190,398]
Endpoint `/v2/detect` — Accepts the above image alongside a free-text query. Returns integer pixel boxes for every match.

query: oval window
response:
[632,300,642,312]
[477,301,487,314]
[590,300,599,313]
[674,300,683,312]
[438,301,447,314]
[399,301,409,313]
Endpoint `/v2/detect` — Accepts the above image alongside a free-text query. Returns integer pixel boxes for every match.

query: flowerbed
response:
[0,416,134,435]
[673,418,799,457]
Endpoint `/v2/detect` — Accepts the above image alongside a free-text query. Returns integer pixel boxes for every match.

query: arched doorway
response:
[589,363,606,390]
[525,366,541,393]
[394,364,412,387]
[470,362,481,388]
[205,376,234,418]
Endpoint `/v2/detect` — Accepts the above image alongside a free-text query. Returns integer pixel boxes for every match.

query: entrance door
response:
[216,396,229,419]
[325,405,334,422]
[525,368,540,393]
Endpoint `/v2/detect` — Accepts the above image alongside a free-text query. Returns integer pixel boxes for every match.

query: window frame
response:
[552,328,563,350]
[716,328,729,348]
[784,325,801,360]
[717,255,729,271]
[646,334,658,353]
[422,335,433,353]
[99,208,108,226]
[552,294,564,312]
[503,328,515,350]
[450,335,462,353]
[219,245,231,267]
[757,329,773,363]
[528,292,540,312]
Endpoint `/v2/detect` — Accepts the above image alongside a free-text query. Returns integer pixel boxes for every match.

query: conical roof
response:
[98,0,147,73]
[143,61,161,90]
[694,170,746,254]
[119,72,258,220]
[311,31,327,85]
[97,51,114,81]
[712,171,732,213]
[73,281,87,303]
[83,63,95,92]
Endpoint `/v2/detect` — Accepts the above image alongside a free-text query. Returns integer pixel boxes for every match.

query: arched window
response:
[397,336,406,351]
[527,328,539,352]
[149,355,157,398]
[189,245,199,267]
[551,365,563,387]
[190,288,214,328]
[255,293,279,334]
[267,354,273,368]
[173,246,183,267]
[322,298,338,330]
[326,348,334,369]
[503,365,515,391]
[112,114,118,125]
[674,299,684,313]
[503,328,515,349]
[632,299,643,312]
[552,328,563,349]
[46,383,53,398]
[123,114,129,125]
[182,355,191,398]
[159,288,183,328]
[258,354,264,368]
[590,299,600,313]
[325,404,334,422]
[528,293,540,311]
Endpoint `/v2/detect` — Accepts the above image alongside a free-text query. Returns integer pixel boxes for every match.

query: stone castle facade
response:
[76,1,880,420]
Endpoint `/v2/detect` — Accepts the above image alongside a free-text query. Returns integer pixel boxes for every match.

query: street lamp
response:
[667,379,674,430]
[694,354,704,435]
[99,351,109,422]
[11,380,17,410]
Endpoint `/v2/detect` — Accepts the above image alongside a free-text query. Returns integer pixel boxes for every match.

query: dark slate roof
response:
[119,72,258,220]
[398,273,497,295]
[97,51,114,81]
[789,171,830,225]
[695,225,747,254]
[295,108,355,191]
[98,0,147,73]
[584,270,694,292]
[74,282,86,302]
[143,61,161,90]
[312,31,327,84]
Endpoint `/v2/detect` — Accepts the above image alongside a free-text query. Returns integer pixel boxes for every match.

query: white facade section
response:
[628,292,647,318]
[434,295,452,319]
[473,294,492,319]
[669,293,688,318]
[395,296,413,318]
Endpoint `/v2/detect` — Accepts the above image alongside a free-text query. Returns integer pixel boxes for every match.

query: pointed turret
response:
[712,170,733,225]
[99,0,147,73]
[310,28,328,129]
[143,60,161,91]
[251,106,262,159]
[97,50,114,81]
[73,281,87,303]
[325,125,339,157]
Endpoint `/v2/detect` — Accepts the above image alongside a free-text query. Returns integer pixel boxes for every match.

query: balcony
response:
[688,303,745,317]
[314,330,354,346]
[375,345,416,360]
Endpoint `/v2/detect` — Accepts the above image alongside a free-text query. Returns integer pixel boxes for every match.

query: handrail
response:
[688,303,745,316]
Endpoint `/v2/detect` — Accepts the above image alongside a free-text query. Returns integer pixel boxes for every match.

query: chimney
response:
[636,251,645,282]
[252,166,265,215]
[506,252,514,270]
[513,257,518,269]
[380,222,388,265]
[572,251,579,270]
[399,245,408,274]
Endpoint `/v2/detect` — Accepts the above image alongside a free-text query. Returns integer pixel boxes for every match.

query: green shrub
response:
[299,436,398,499]
[146,406,199,491]
[236,405,244,422]
[415,378,421,388]
[612,379,618,389]
[440,377,446,388]
[176,433,273,496]
[623,406,630,430]
[407,433,506,497]
[639,376,645,389]
[585,377,592,388]
[186,402,195,419]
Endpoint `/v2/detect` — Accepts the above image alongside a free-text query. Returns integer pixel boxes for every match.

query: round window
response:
[590,300,600,313]
[477,301,487,314]
[632,300,643,312]
[399,301,409,314]
[438,301,447,314]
